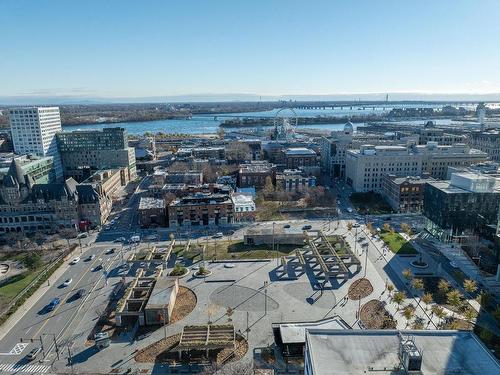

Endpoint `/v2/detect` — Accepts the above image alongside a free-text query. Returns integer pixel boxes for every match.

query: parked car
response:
[62,278,73,287]
[70,257,80,265]
[302,225,312,230]
[212,232,223,239]
[346,207,353,213]
[353,223,361,228]
[105,248,115,255]
[283,224,291,229]
[26,347,42,361]
[47,297,60,311]
[77,233,88,239]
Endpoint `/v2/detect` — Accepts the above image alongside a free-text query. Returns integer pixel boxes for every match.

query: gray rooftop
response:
[139,197,165,209]
[305,329,500,375]
[145,277,177,309]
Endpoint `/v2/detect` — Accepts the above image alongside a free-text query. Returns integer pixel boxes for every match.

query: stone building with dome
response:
[320,122,355,178]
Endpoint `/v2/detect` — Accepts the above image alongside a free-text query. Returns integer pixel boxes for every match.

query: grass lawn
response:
[350,192,393,215]
[379,231,417,255]
[0,268,42,300]
[194,240,300,260]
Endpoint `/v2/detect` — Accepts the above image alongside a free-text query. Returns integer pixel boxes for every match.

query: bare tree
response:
[226,142,251,162]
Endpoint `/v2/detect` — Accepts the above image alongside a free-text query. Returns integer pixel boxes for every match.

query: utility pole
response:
[264,288,267,315]
[163,306,168,341]
[67,345,74,374]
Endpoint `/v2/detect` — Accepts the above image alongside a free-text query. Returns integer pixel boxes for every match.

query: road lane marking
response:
[31,247,109,339]
[7,342,28,355]
[0,363,50,373]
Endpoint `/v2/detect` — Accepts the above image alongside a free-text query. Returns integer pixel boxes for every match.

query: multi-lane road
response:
[0,241,126,373]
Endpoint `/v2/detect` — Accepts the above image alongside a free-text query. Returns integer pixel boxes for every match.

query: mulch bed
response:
[348,278,373,300]
[170,286,197,324]
[360,299,397,329]
[134,333,248,366]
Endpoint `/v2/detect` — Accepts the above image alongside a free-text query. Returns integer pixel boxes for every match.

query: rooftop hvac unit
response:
[399,335,422,374]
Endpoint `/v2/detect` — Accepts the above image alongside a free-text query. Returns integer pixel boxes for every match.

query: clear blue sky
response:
[1,0,499,99]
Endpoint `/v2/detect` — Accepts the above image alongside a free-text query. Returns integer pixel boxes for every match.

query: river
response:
[61,104,463,135]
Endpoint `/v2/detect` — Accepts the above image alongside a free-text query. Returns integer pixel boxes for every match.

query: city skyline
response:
[1,0,500,102]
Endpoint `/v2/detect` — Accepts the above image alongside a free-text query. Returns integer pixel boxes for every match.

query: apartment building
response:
[168,193,233,227]
[56,127,136,181]
[467,129,500,162]
[381,174,434,213]
[8,107,63,179]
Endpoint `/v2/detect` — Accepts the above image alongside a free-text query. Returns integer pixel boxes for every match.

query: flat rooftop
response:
[305,329,500,375]
[145,277,177,309]
[139,197,165,209]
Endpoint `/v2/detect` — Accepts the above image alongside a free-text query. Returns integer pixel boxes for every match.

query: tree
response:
[412,316,425,330]
[412,278,424,292]
[217,127,225,140]
[421,292,433,308]
[438,279,450,294]
[402,306,415,327]
[226,142,251,162]
[392,291,406,311]
[446,290,463,316]
[169,161,190,172]
[202,165,218,183]
[402,269,413,283]
[346,222,353,231]
[463,279,477,294]
[463,307,478,325]
[262,176,275,198]
[400,222,412,236]
[383,223,392,232]
[23,251,42,270]
[31,232,46,250]
[431,305,447,321]
[366,222,375,235]
[387,284,395,296]
[59,228,77,247]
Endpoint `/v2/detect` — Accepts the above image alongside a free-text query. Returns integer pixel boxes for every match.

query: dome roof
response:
[344,121,354,132]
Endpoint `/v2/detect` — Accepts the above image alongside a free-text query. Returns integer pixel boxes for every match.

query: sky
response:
[1,0,500,102]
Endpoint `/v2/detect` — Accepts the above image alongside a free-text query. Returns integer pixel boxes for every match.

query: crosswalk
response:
[0,363,50,373]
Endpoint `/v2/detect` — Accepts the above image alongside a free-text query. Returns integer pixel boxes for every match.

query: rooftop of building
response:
[139,197,165,210]
[145,277,177,310]
[385,174,435,185]
[305,329,500,375]
[231,193,255,205]
[239,161,275,173]
[284,147,317,156]
[428,172,500,194]
[172,192,232,206]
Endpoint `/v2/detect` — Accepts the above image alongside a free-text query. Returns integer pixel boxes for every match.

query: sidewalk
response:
[0,241,93,342]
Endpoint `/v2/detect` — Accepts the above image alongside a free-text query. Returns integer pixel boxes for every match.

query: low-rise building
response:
[304,329,499,375]
[468,129,500,162]
[231,193,256,221]
[165,171,203,185]
[238,161,276,189]
[283,147,318,170]
[0,155,55,184]
[138,197,166,227]
[76,183,112,230]
[192,146,225,160]
[168,193,233,227]
[276,169,317,192]
[381,174,434,213]
[424,172,500,243]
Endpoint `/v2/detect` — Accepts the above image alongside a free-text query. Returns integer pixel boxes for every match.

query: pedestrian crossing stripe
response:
[0,363,50,373]
[8,343,28,355]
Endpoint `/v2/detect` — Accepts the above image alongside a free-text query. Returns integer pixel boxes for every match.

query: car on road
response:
[212,232,224,239]
[130,235,141,243]
[384,217,392,221]
[224,263,235,268]
[70,257,80,265]
[105,248,115,255]
[346,207,353,213]
[226,230,235,236]
[93,264,103,272]
[353,223,361,228]
[302,225,312,230]
[85,254,95,262]
[26,347,42,361]
[75,288,86,299]
[62,278,73,287]
[77,233,88,239]
[47,297,60,311]
[115,237,126,243]
[283,224,291,228]
[449,261,459,268]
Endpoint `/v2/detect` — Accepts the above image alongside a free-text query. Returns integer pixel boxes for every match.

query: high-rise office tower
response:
[8,107,63,179]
